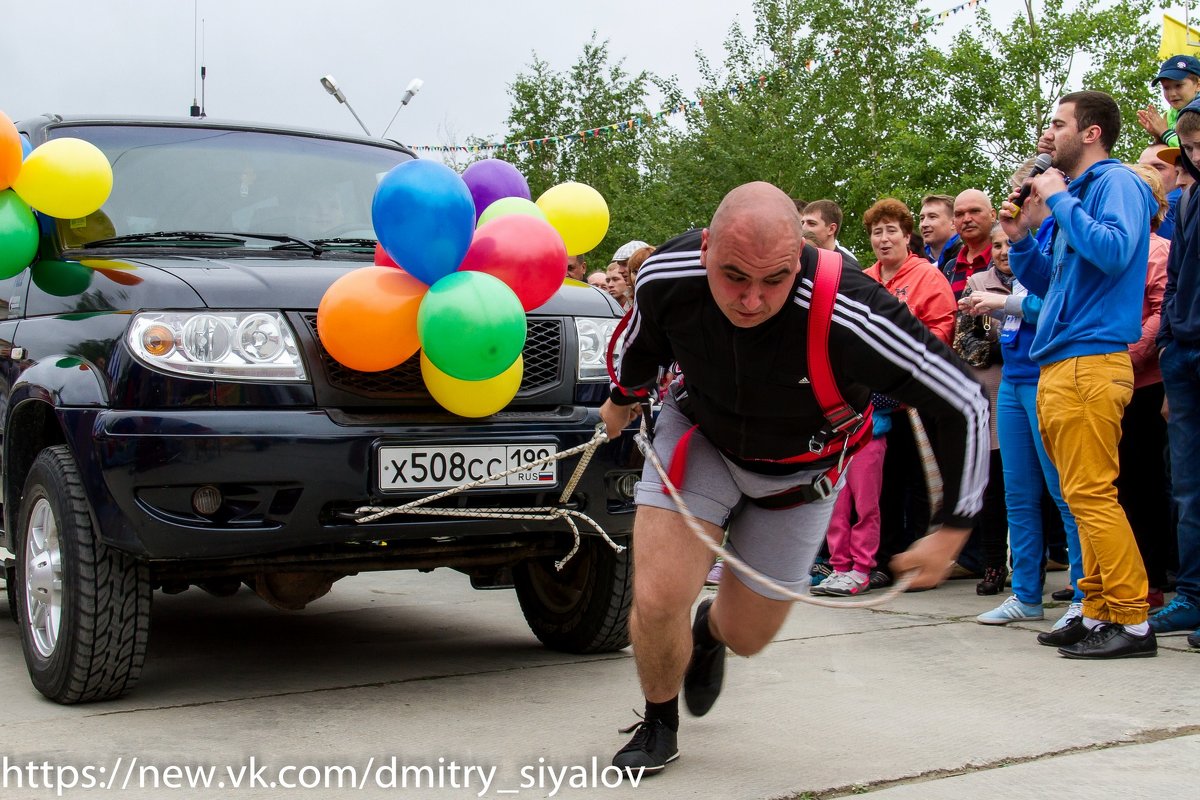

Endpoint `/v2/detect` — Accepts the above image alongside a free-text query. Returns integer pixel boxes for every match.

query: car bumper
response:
[62,406,642,560]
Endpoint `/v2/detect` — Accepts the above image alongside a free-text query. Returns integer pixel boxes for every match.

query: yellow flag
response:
[1161,13,1200,61]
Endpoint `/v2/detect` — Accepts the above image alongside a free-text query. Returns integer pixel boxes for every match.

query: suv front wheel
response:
[14,445,152,704]
[513,535,631,654]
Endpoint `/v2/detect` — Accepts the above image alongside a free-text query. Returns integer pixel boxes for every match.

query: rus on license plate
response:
[378,444,557,491]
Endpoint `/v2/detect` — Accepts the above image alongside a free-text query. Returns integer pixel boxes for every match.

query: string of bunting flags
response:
[408,0,988,155]
[913,0,987,30]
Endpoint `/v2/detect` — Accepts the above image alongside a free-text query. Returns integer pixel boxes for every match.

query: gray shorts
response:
[634,398,840,600]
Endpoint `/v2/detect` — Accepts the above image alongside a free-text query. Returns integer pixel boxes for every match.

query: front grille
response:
[301,314,563,400]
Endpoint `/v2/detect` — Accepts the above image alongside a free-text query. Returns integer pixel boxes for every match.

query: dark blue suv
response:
[1,116,640,704]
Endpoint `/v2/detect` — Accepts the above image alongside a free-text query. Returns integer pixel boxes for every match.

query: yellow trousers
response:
[1037,353,1148,624]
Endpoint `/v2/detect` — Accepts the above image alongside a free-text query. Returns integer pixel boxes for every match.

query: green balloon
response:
[477,196,547,229]
[31,259,94,296]
[418,271,526,381]
[0,189,39,279]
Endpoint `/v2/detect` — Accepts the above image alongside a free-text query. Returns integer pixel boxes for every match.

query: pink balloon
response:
[457,215,567,311]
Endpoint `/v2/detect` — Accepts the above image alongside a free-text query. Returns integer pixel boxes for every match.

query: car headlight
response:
[575,317,619,382]
[127,311,308,381]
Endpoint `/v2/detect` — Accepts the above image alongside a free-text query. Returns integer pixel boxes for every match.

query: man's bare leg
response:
[629,505,795,701]
[629,505,721,701]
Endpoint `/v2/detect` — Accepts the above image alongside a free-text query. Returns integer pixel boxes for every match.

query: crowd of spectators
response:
[581,56,1200,656]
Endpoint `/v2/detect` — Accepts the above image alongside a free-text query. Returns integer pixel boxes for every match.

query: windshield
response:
[49,125,411,248]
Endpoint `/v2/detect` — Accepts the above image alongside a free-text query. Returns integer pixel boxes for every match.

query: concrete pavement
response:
[0,566,1195,799]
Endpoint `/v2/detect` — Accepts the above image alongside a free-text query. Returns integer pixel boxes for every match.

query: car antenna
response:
[189,0,200,117]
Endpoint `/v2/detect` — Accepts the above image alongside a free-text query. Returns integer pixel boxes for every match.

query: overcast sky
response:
[4,0,1054,156]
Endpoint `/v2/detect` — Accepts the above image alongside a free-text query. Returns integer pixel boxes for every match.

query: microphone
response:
[1013,153,1053,209]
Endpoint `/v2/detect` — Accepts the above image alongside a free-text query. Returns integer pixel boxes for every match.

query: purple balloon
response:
[461,159,531,220]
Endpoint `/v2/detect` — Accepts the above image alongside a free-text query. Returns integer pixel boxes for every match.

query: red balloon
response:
[457,215,567,311]
[374,242,399,267]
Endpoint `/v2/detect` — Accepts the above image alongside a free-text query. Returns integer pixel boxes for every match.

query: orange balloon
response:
[0,111,21,190]
[317,266,426,372]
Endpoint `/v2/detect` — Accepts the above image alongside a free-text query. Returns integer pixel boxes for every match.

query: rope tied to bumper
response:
[352,424,624,570]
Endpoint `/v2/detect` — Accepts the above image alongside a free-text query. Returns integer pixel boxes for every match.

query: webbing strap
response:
[808,249,860,432]
[605,306,651,400]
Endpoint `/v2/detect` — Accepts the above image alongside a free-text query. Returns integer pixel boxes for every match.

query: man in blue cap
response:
[1138,54,1200,148]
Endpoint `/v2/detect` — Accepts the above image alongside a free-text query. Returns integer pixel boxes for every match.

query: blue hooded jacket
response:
[1159,97,1200,349]
[1008,159,1153,365]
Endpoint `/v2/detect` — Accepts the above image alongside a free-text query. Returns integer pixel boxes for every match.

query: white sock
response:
[1082,616,1103,630]
[1124,621,1149,636]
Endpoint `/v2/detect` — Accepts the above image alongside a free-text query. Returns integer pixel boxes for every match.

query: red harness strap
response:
[605,307,651,400]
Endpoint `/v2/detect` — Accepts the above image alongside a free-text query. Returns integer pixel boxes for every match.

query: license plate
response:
[377,444,558,491]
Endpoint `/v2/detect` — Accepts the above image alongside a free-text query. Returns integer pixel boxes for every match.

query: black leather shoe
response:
[683,598,726,717]
[1058,623,1157,659]
[612,717,678,774]
[1037,615,1087,647]
[1051,587,1075,601]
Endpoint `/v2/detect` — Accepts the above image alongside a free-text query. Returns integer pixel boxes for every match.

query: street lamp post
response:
[319,74,372,137]
[380,78,424,140]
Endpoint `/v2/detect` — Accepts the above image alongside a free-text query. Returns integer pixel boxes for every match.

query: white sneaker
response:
[976,595,1044,625]
[819,571,870,597]
[1051,602,1084,631]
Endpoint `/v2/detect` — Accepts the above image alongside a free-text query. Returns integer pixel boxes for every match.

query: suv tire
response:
[14,446,151,704]
[513,535,631,654]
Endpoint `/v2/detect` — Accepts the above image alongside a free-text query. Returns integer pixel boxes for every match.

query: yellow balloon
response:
[12,138,113,219]
[421,352,523,417]
[535,182,609,257]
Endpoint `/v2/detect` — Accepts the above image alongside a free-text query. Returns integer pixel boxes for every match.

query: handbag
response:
[953,287,996,368]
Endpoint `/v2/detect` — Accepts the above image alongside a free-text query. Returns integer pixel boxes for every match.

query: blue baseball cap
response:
[1153,54,1200,85]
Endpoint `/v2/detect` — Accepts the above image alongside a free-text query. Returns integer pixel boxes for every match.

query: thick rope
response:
[632,416,914,608]
[353,425,624,569]
[352,406,945,602]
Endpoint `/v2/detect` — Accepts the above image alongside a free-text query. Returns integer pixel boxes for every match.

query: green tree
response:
[646,0,995,255]
[499,34,657,264]
[941,0,1157,178]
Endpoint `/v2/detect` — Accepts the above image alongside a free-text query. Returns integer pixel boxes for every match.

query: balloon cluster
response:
[0,110,114,279]
[317,158,609,417]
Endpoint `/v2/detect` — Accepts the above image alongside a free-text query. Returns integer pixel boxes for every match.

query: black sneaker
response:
[612,717,678,774]
[976,567,1006,596]
[1188,629,1200,648]
[1058,623,1157,659]
[1037,614,1087,647]
[683,598,726,717]
[868,569,893,589]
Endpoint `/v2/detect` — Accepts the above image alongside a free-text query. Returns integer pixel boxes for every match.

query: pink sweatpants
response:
[824,436,888,575]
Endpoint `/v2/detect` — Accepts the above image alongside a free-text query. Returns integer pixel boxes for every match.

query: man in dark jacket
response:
[1152,97,1200,645]
[920,194,963,273]
[599,181,989,774]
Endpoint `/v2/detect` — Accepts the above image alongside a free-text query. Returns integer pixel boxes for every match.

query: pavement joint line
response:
[777,724,1200,799]
[63,653,632,720]
[774,619,958,644]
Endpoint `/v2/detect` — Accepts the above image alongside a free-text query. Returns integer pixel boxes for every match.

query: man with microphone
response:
[1000,90,1157,659]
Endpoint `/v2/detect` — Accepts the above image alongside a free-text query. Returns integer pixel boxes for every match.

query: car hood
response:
[113,254,624,316]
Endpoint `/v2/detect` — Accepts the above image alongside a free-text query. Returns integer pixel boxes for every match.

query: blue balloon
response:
[20,137,32,159]
[372,160,475,286]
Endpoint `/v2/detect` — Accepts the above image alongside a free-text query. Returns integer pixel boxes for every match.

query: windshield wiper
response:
[82,231,247,248]
[310,238,377,247]
[233,233,324,257]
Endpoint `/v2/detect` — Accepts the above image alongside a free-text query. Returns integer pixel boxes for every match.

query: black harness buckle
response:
[807,413,866,454]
